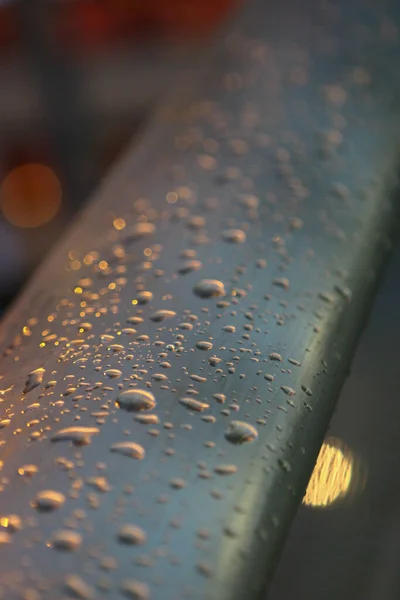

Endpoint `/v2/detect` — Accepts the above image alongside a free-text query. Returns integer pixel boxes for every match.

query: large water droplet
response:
[34,490,65,511]
[116,389,156,412]
[51,529,82,551]
[23,368,45,393]
[193,279,226,299]
[51,426,100,445]
[225,421,258,445]
[110,442,145,459]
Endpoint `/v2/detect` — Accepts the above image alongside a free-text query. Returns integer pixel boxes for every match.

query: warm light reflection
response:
[303,437,353,507]
[113,218,126,230]
[1,164,61,228]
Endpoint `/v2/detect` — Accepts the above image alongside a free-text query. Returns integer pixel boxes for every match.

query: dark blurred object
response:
[0,0,238,313]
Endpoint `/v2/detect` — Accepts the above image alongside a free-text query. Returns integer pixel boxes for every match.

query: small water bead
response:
[18,464,38,477]
[127,316,144,325]
[51,529,82,551]
[179,397,210,412]
[120,579,150,600]
[214,464,238,475]
[273,277,290,290]
[178,260,202,274]
[134,414,159,425]
[121,328,137,335]
[149,310,177,322]
[104,369,122,379]
[116,389,156,412]
[195,340,213,351]
[268,352,283,361]
[221,228,246,243]
[169,478,187,489]
[23,368,45,393]
[193,279,226,298]
[85,476,111,493]
[34,490,65,511]
[136,291,153,304]
[288,358,301,367]
[110,442,145,459]
[213,393,226,403]
[51,426,100,445]
[225,421,258,445]
[127,222,155,240]
[0,514,22,532]
[117,524,147,545]
[281,385,295,396]
[64,575,94,600]
[151,373,168,381]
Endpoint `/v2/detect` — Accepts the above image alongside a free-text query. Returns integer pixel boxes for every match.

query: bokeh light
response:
[303,437,353,508]
[1,164,61,228]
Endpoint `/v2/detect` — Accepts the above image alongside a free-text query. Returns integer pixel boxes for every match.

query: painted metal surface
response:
[0,0,400,598]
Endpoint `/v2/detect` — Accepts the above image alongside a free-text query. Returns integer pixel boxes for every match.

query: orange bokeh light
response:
[1,164,61,228]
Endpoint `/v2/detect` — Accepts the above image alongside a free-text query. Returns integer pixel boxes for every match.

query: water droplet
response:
[23,368,45,393]
[136,291,153,304]
[0,514,22,532]
[195,340,213,351]
[120,579,150,600]
[85,476,110,492]
[214,464,238,475]
[268,352,283,361]
[126,222,155,241]
[221,228,246,243]
[51,426,100,445]
[127,316,144,325]
[64,575,94,599]
[18,464,38,477]
[116,389,156,412]
[149,310,176,322]
[178,260,202,274]
[169,478,187,489]
[193,279,226,298]
[225,421,258,445]
[280,386,295,396]
[273,278,290,290]
[212,393,226,403]
[51,529,82,551]
[278,458,292,472]
[110,442,145,459]
[117,524,147,545]
[179,397,210,412]
[34,490,65,511]
[104,369,122,379]
[134,414,159,425]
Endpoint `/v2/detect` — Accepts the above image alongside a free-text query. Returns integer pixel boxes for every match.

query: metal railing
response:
[0,0,400,598]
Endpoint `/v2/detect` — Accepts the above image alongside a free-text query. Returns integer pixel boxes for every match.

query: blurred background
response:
[0,0,235,313]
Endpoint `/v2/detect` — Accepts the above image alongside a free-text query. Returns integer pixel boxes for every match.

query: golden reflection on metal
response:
[1,164,61,228]
[303,437,353,508]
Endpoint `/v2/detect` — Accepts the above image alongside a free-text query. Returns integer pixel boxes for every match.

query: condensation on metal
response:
[0,0,400,599]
